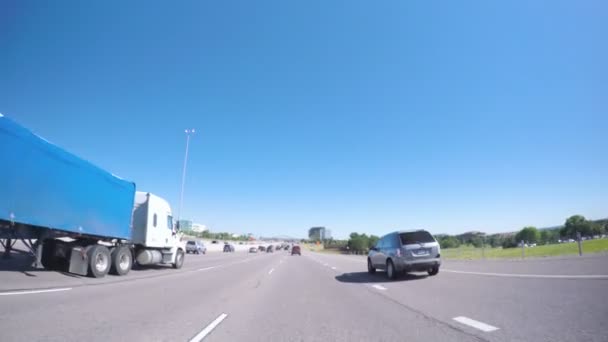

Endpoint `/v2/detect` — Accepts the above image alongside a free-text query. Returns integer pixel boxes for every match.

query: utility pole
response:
[177,129,195,227]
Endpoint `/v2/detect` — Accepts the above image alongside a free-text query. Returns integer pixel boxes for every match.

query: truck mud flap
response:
[69,246,88,276]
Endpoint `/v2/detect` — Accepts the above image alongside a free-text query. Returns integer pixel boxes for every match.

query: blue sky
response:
[1,1,606,239]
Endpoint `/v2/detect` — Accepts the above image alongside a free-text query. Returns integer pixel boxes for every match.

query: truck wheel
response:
[87,245,111,278]
[110,246,132,276]
[173,249,184,269]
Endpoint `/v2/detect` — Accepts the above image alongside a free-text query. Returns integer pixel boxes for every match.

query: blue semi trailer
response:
[0,114,186,277]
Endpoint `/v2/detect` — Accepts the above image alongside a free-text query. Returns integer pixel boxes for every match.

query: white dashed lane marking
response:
[453,316,499,332]
[371,284,387,291]
[188,313,229,342]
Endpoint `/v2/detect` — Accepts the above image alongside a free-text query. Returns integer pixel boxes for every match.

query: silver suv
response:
[367,230,441,280]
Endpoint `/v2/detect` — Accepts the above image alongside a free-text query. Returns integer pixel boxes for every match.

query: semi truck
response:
[0,114,186,277]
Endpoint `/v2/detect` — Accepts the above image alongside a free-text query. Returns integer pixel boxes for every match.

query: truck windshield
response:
[399,231,435,245]
[167,215,173,231]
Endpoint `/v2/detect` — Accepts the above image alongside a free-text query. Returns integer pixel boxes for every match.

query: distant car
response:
[223,244,235,253]
[186,240,206,254]
[291,245,301,255]
[258,246,266,252]
[267,245,274,253]
[368,230,441,280]
[249,247,258,253]
[211,240,218,244]
[239,242,244,245]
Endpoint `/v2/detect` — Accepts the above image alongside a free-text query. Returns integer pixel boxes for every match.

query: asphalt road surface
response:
[1,248,607,342]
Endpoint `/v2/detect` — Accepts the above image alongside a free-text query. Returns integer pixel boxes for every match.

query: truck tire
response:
[87,245,111,278]
[173,249,184,269]
[110,245,132,276]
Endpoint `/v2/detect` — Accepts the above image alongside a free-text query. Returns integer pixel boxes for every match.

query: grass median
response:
[442,239,608,260]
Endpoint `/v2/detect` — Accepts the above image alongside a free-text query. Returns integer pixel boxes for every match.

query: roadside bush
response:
[502,236,517,249]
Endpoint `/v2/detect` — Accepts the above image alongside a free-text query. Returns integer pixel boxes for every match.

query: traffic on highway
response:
[1,239,607,342]
[1,1,607,341]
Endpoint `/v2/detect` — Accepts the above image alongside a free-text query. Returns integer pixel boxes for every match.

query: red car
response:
[291,245,301,255]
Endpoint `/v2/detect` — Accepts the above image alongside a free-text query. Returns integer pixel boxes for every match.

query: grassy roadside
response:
[442,239,608,260]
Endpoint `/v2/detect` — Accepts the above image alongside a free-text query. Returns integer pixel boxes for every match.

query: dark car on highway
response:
[267,245,274,253]
[291,245,301,255]
[258,246,266,252]
[367,230,441,280]
[223,244,235,253]
[249,247,258,253]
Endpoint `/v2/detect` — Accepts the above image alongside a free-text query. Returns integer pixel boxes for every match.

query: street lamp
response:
[177,129,195,226]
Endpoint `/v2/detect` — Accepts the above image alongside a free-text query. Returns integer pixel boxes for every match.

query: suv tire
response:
[386,259,397,280]
[428,266,439,276]
[367,258,376,274]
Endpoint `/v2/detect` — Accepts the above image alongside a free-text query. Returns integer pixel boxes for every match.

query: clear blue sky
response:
[1,1,606,239]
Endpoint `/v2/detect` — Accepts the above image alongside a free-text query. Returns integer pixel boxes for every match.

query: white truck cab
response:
[131,192,185,268]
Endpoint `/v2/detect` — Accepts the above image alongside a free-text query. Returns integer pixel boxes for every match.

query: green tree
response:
[590,222,604,236]
[487,234,503,248]
[470,236,484,248]
[437,235,460,249]
[540,229,560,245]
[368,235,379,249]
[502,236,517,248]
[348,237,367,254]
[515,226,539,243]
[561,215,593,238]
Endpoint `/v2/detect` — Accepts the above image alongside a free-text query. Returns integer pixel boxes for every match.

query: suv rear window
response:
[399,231,435,245]
[187,241,196,245]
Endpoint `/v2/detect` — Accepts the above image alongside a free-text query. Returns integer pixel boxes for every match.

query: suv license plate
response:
[414,249,429,255]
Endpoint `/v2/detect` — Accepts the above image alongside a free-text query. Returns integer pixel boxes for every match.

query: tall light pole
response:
[178,129,195,226]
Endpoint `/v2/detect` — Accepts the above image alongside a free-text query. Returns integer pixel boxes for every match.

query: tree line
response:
[342,215,607,253]
[181,230,251,241]
[435,215,607,249]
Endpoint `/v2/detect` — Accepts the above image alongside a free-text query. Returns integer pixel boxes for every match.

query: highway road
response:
[1,247,607,342]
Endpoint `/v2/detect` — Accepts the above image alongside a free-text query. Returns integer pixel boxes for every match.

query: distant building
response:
[309,227,331,241]
[191,223,207,232]
[178,220,192,230]
[177,220,207,232]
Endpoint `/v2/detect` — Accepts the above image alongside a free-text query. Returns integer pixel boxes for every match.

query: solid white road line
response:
[189,313,229,342]
[443,269,608,279]
[453,316,499,332]
[268,268,274,275]
[371,284,387,291]
[0,287,72,296]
